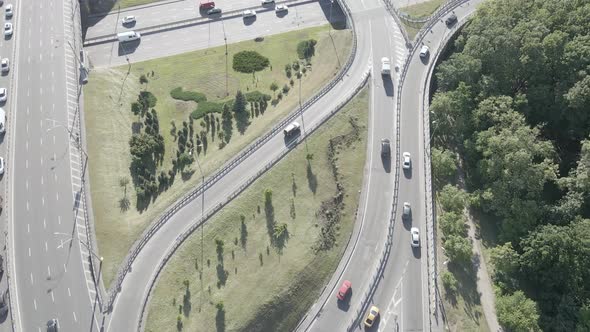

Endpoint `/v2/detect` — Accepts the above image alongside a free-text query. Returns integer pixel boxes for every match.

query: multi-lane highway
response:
[7,0,99,330]
[85,0,345,67]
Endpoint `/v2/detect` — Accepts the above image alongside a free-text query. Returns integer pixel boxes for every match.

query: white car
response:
[1,58,9,73]
[275,4,288,12]
[4,22,12,36]
[419,45,429,58]
[0,88,6,103]
[402,152,411,169]
[410,227,420,247]
[261,0,274,4]
[122,15,136,25]
[402,202,411,220]
[0,157,5,175]
[381,57,391,76]
[4,4,12,18]
[242,9,256,18]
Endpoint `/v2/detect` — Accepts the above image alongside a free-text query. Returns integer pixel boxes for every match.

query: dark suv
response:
[445,13,457,26]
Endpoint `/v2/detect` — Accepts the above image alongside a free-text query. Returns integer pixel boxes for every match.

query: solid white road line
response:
[28,248,30,257]
[30,273,33,285]
[33,299,37,311]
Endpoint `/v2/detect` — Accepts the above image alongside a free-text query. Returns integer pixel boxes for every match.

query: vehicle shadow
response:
[381,154,391,173]
[403,167,412,179]
[319,0,347,30]
[402,215,411,230]
[276,10,288,18]
[412,246,421,258]
[118,40,141,56]
[243,16,257,26]
[337,290,352,311]
[419,53,430,64]
[364,315,381,331]
[382,76,394,97]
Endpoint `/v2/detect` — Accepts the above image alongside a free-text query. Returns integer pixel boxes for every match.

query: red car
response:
[337,280,352,301]
[199,1,215,9]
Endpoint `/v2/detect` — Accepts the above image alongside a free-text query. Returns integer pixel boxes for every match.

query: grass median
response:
[400,0,444,39]
[84,25,353,287]
[145,86,368,332]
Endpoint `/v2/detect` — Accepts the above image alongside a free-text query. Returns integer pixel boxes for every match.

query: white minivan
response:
[283,122,300,136]
[117,31,141,43]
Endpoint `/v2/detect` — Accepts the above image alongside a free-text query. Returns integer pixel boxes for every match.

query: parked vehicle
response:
[0,157,5,175]
[4,4,12,18]
[4,22,12,36]
[0,58,8,73]
[117,31,141,42]
[0,107,5,134]
[0,88,6,103]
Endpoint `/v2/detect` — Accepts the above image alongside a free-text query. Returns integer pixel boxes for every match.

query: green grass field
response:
[400,0,445,40]
[84,25,353,287]
[145,86,368,332]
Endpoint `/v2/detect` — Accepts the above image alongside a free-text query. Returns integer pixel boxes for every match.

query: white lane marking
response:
[43,219,46,229]
[47,265,51,277]
[56,192,59,201]
[27,224,29,233]
[26,201,29,211]
[68,288,71,297]
[73,312,77,322]
[41,156,43,166]
[64,264,67,273]
[40,137,43,146]
[45,242,48,252]
[25,160,28,169]
[41,176,44,185]
[58,216,61,225]
[28,248,31,257]
[25,141,28,151]
[54,173,57,182]
[30,273,34,285]
[33,299,37,311]
[51,291,55,303]
[42,197,45,206]
[25,179,28,189]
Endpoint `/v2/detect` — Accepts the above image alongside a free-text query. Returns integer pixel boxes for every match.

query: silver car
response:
[402,202,411,220]
[410,227,420,247]
[0,88,6,102]
[402,152,411,169]
[0,157,5,175]
[4,22,12,36]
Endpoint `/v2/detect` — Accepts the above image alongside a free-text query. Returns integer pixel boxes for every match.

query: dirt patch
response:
[174,100,197,114]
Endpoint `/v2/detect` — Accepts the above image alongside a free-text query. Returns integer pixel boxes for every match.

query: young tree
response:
[496,291,540,332]
[270,82,279,97]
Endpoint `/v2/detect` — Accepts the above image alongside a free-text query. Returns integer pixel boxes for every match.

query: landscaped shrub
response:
[245,91,271,102]
[190,101,224,119]
[170,87,207,103]
[297,39,317,59]
[232,51,270,73]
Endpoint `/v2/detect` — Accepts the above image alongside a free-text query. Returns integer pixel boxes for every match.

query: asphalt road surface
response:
[7,0,99,331]
[85,0,345,68]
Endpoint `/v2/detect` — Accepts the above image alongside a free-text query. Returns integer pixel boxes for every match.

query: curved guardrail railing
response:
[84,0,319,46]
[137,71,370,331]
[104,0,359,312]
[343,1,471,331]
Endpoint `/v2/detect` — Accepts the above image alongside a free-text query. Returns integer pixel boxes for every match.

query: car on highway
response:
[364,305,380,327]
[275,4,288,12]
[445,13,458,26]
[0,157,4,175]
[1,58,9,73]
[381,57,391,76]
[199,1,215,9]
[283,121,300,136]
[0,88,6,103]
[410,227,420,247]
[242,9,256,18]
[4,22,12,36]
[419,45,430,58]
[336,280,352,300]
[261,0,275,4]
[46,318,58,332]
[121,15,136,25]
[0,108,5,134]
[381,138,390,156]
[402,202,411,220]
[4,4,12,18]
[207,7,221,15]
[402,152,411,169]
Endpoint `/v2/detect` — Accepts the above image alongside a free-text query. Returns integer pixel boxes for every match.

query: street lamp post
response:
[298,71,309,152]
[46,119,89,160]
[190,150,206,309]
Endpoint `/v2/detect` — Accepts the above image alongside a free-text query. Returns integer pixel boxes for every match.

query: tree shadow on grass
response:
[240,220,248,248]
[216,264,228,288]
[235,110,250,135]
[306,162,317,194]
[183,287,191,317]
[264,198,275,239]
[447,261,483,324]
[216,308,226,332]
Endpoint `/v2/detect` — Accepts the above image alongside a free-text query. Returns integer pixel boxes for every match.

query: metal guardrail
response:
[104,0,359,312]
[136,70,370,331]
[389,0,470,330]
[382,0,411,48]
[83,0,318,46]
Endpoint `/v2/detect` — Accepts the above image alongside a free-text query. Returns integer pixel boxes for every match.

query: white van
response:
[0,107,5,134]
[283,121,300,136]
[117,31,141,43]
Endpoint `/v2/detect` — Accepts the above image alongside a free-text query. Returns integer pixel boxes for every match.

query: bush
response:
[232,50,270,73]
[170,87,207,103]
[441,271,458,294]
[297,39,317,59]
[282,84,290,94]
[438,184,467,213]
[245,91,272,102]
[138,91,157,109]
[190,101,224,119]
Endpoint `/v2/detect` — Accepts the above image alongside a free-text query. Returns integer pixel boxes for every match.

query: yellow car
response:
[364,305,380,327]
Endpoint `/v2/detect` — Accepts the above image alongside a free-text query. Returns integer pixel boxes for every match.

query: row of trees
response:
[430,0,590,330]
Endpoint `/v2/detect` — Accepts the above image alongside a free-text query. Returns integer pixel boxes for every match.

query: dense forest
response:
[429,0,590,330]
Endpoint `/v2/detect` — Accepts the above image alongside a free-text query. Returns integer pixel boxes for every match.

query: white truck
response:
[117,31,141,42]
[381,57,391,76]
[283,122,300,136]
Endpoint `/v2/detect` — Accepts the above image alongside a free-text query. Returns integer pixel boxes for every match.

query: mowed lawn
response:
[145,87,368,332]
[400,0,445,39]
[84,25,353,287]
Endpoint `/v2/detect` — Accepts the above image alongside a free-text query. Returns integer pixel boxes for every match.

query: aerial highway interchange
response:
[0,0,482,331]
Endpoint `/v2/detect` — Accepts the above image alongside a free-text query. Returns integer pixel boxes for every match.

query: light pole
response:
[221,19,229,96]
[190,149,205,309]
[46,119,89,159]
[329,0,334,35]
[298,71,309,152]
